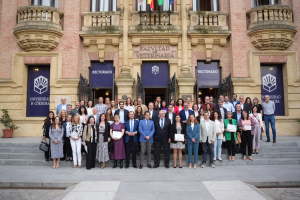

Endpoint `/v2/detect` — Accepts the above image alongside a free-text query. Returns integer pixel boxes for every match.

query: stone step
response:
[0,143,39,148]
[0,158,299,167]
[259,141,299,147]
[0,147,41,153]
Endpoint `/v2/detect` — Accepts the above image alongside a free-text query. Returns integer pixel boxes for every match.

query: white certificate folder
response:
[227,124,237,132]
[175,134,184,141]
[113,131,122,139]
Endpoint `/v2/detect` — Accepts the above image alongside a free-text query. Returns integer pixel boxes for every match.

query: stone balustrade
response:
[189,11,229,31]
[14,6,63,51]
[247,4,297,50]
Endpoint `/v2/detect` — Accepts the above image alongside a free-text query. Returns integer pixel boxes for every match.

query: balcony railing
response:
[189,11,229,31]
[131,11,180,26]
[247,4,294,30]
[81,11,121,33]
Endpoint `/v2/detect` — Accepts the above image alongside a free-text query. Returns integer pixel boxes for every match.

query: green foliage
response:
[0,109,19,130]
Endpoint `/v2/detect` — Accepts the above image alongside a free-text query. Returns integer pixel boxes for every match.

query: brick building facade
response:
[0,0,299,137]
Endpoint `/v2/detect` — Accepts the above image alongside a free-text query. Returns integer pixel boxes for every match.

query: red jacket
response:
[174,105,183,115]
[200,103,216,111]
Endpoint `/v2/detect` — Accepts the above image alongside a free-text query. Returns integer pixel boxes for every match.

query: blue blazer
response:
[230,100,240,108]
[179,110,194,122]
[124,119,139,143]
[56,104,67,116]
[216,107,228,119]
[235,103,249,113]
[186,123,200,144]
[138,119,155,143]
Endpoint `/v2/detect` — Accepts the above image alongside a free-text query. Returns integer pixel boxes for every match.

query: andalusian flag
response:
[147,0,154,10]
[157,0,165,6]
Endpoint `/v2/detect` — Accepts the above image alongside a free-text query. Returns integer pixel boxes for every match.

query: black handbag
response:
[39,138,49,152]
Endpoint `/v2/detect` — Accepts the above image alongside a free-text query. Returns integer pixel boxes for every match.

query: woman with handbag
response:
[43,111,55,161]
[170,115,186,168]
[224,112,238,161]
[238,110,254,161]
[211,111,224,161]
[250,105,263,154]
[63,114,73,162]
[69,115,83,168]
[96,113,110,169]
[83,116,97,170]
[49,116,64,169]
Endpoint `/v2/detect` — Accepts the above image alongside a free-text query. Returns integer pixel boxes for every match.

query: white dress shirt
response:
[205,120,210,137]
[129,119,134,132]
[168,113,173,124]
[119,109,125,123]
[149,110,153,119]
[191,122,194,130]
[62,104,67,111]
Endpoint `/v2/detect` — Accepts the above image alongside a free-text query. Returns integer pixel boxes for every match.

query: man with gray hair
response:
[56,97,67,115]
[262,95,276,143]
[236,95,249,113]
[89,107,99,123]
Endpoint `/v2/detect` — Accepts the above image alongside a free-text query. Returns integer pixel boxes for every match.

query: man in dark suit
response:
[179,103,194,123]
[114,101,129,123]
[235,95,249,113]
[230,94,240,108]
[165,104,176,125]
[216,99,227,120]
[148,102,158,121]
[232,103,242,153]
[153,110,171,168]
[124,111,139,168]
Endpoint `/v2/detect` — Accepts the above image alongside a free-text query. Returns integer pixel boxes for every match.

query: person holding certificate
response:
[211,111,224,161]
[186,114,200,169]
[110,114,126,168]
[224,112,238,161]
[170,115,186,168]
[238,110,254,161]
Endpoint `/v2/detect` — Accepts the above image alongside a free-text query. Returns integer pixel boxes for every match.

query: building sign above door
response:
[133,46,177,59]
[197,62,220,88]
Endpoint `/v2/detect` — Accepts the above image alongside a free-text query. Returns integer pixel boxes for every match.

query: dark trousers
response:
[202,137,214,164]
[44,137,51,160]
[226,132,236,156]
[125,137,137,166]
[64,139,73,158]
[154,139,170,166]
[241,131,253,156]
[86,141,97,169]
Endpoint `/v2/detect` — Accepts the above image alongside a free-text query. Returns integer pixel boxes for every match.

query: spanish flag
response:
[147,0,154,11]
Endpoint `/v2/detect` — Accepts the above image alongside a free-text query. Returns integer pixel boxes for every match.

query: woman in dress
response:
[96,113,110,169]
[86,100,93,116]
[170,115,186,168]
[251,105,263,154]
[134,106,144,121]
[59,109,67,124]
[43,111,55,161]
[197,97,202,111]
[49,116,64,169]
[192,103,199,118]
[186,114,200,169]
[246,97,253,114]
[69,115,83,168]
[224,112,237,161]
[124,97,134,112]
[82,116,97,170]
[174,98,184,115]
[252,97,263,141]
[63,114,73,162]
[110,114,126,168]
[211,110,224,161]
[205,103,212,117]
[160,101,168,113]
[238,110,254,161]
[105,108,114,124]
[111,100,118,116]
[105,97,111,109]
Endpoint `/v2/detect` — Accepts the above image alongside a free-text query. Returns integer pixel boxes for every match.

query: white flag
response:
[138,0,144,6]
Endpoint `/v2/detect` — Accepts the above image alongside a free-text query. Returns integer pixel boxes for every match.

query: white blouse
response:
[86,108,93,116]
[124,105,134,112]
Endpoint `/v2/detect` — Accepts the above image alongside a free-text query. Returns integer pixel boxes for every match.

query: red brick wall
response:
[281,0,292,6]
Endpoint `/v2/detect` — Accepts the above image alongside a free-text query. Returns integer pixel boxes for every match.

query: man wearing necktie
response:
[153,110,171,168]
[124,111,139,168]
[179,103,194,124]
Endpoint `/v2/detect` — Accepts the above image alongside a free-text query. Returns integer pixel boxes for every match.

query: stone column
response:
[115,0,135,100]
[177,1,196,102]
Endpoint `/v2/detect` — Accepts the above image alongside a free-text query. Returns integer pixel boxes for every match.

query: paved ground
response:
[0,189,64,200]
[259,188,300,200]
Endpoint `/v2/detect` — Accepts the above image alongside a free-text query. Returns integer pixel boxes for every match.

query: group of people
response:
[42,94,277,169]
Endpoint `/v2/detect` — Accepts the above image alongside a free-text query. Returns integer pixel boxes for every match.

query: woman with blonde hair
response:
[68,115,83,168]
[58,109,67,124]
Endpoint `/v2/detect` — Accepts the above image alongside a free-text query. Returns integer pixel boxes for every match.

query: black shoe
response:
[147,164,152,169]
[153,165,159,168]
[179,166,182,168]
[45,158,49,161]
[133,164,138,169]
[120,160,123,169]
[173,166,177,168]
[273,139,276,143]
[165,165,169,169]
[125,164,129,169]
[113,160,117,168]
[266,139,270,142]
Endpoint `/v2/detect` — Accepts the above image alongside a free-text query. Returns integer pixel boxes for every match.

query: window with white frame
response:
[31,0,58,8]
[192,0,219,11]
[252,0,280,7]
[136,0,173,11]
[90,0,117,12]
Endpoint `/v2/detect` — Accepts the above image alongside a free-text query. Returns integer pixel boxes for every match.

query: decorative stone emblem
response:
[34,76,48,95]
[262,74,277,93]
[152,65,159,75]
[122,95,127,100]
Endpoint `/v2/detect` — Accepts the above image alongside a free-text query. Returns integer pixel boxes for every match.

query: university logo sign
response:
[152,65,159,75]
[34,75,48,95]
[262,74,277,93]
